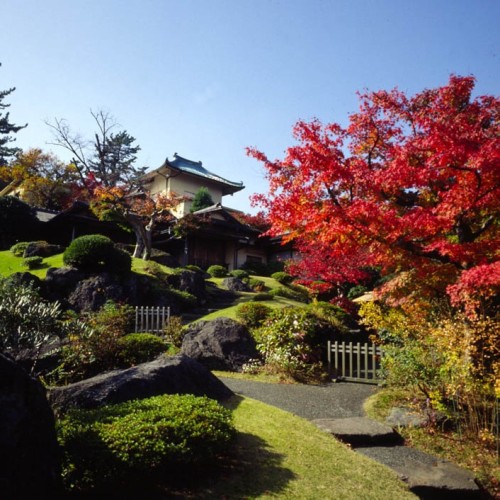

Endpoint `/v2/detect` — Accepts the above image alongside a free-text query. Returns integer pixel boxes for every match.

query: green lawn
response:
[184,396,416,499]
[0,250,64,278]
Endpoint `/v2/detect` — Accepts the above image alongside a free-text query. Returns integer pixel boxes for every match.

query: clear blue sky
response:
[2,0,499,213]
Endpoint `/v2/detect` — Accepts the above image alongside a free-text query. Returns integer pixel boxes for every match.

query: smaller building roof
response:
[147,153,244,196]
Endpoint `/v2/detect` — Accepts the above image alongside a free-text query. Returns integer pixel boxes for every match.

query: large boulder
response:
[23,241,64,258]
[181,317,259,371]
[223,277,251,292]
[48,355,233,414]
[0,353,60,499]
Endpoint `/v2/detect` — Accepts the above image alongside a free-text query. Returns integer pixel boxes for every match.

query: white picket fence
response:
[134,306,170,334]
[327,340,383,384]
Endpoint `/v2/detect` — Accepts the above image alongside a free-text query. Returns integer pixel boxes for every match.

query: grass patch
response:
[212,370,296,385]
[180,396,416,499]
[0,250,64,278]
[196,296,303,323]
[364,388,499,497]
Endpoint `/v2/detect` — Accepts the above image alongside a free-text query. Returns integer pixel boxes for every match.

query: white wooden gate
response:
[327,340,383,384]
[135,306,170,334]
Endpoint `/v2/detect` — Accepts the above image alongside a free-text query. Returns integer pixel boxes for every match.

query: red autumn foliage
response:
[248,76,499,317]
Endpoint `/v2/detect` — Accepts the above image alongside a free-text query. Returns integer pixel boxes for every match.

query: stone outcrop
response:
[48,355,233,414]
[0,353,60,499]
[24,241,64,258]
[181,317,259,371]
[223,277,251,292]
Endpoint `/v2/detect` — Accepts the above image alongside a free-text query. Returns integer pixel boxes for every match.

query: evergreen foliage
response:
[0,63,27,165]
[190,186,214,212]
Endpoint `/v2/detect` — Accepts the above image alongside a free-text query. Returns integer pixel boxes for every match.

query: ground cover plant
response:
[57,394,235,494]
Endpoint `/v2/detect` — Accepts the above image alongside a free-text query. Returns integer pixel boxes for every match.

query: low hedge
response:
[57,394,235,492]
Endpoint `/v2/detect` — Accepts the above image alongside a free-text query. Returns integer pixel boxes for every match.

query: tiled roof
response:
[157,153,244,194]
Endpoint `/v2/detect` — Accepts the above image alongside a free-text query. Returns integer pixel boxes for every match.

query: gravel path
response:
[217,377,377,420]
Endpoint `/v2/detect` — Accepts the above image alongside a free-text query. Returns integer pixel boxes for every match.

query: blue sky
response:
[2,0,499,213]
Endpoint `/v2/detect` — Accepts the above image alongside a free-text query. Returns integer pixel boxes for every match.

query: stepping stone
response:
[312,417,403,446]
[357,446,482,499]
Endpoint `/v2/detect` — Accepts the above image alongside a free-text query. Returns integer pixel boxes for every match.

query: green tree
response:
[0,195,38,249]
[190,186,214,212]
[0,63,27,166]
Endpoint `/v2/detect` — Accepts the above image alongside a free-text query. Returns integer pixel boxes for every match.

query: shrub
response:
[23,255,43,269]
[230,269,249,280]
[0,279,65,358]
[253,308,327,381]
[55,301,134,382]
[271,271,293,284]
[163,316,185,348]
[184,264,204,274]
[57,394,235,492]
[165,288,198,310]
[117,333,167,366]
[207,264,227,278]
[269,286,309,303]
[347,284,368,300]
[108,247,132,274]
[252,292,274,301]
[63,234,130,273]
[248,278,266,292]
[10,241,30,257]
[236,302,273,328]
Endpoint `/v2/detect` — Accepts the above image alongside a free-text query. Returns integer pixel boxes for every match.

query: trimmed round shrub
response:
[236,302,273,328]
[271,271,293,285]
[107,247,132,274]
[207,264,227,278]
[22,255,43,269]
[117,333,167,366]
[63,234,131,273]
[230,269,249,280]
[57,394,235,491]
[10,241,30,257]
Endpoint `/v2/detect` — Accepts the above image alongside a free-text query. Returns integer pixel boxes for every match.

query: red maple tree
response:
[248,76,499,317]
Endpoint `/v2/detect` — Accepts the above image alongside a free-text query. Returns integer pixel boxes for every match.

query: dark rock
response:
[48,355,233,413]
[223,277,251,292]
[0,353,60,499]
[44,266,85,304]
[181,317,259,371]
[44,267,181,312]
[24,241,64,258]
[67,272,127,311]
